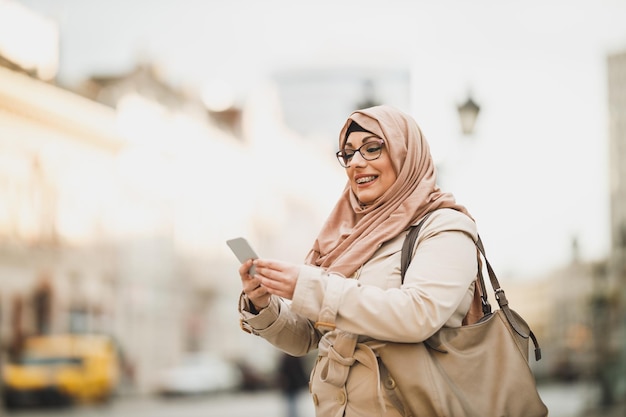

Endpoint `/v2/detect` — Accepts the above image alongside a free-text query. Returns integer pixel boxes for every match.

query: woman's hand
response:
[253,259,300,300]
[239,259,271,310]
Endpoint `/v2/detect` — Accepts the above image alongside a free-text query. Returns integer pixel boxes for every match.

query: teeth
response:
[356,176,376,184]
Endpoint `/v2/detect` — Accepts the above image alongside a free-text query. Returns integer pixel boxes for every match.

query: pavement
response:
[582,402,626,417]
[537,381,625,417]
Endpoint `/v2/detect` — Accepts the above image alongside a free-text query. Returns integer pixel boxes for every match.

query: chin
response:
[356,194,376,205]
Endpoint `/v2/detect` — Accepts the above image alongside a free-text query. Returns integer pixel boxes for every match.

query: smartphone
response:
[226,237,259,275]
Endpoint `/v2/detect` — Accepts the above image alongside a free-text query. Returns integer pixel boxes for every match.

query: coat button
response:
[336,391,346,405]
[312,393,319,406]
[384,375,396,389]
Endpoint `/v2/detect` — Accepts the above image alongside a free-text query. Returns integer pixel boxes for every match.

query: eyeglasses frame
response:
[335,139,385,168]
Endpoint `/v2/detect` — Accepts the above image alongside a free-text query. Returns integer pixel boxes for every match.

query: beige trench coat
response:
[239,208,478,417]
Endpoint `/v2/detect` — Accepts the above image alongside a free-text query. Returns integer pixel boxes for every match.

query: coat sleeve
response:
[238,293,322,357]
[290,209,478,343]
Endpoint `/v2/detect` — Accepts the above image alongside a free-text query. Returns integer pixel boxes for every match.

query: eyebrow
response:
[344,135,381,148]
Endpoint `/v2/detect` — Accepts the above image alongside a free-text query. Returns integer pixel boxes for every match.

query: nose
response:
[350,150,368,167]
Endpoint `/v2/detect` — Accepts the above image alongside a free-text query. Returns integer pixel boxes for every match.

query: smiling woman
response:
[338,129,397,205]
[235,104,486,416]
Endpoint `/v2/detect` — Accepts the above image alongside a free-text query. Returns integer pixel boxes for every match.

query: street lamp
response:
[457,95,480,135]
[439,92,481,192]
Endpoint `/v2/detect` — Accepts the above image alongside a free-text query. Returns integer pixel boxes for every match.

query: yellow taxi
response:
[2,334,120,409]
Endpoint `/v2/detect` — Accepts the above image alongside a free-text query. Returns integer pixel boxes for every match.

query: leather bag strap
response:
[474,236,542,360]
[400,215,542,361]
[400,212,433,283]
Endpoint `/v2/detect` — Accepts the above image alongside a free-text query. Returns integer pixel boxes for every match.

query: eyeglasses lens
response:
[336,141,383,167]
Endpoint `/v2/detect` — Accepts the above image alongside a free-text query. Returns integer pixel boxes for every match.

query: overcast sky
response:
[17,0,626,278]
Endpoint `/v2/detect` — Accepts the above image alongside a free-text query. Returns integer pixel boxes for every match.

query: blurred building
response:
[0,60,184,394]
[505,255,604,382]
[0,0,58,81]
[606,48,626,404]
[510,48,626,406]
[0,1,346,396]
[271,66,411,143]
[0,63,126,362]
[0,58,302,393]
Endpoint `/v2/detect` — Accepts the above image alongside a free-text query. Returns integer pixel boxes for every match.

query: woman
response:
[237,105,479,416]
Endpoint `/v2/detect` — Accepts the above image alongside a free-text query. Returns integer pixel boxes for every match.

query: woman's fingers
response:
[238,259,257,277]
[240,259,263,291]
[254,261,298,300]
[247,282,268,298]
[254,259,295,277]
[238,258,299,300]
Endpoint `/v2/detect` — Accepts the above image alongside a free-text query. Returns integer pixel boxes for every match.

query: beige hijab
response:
[305,105,473,278]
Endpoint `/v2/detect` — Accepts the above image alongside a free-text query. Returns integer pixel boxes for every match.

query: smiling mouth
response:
[355,175,377,185]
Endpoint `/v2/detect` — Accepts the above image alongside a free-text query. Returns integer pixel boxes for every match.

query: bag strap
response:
[400,212,433,281]
[400,215,542,361]
[474,236,542,360]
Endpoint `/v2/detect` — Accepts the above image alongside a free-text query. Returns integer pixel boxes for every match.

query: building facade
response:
[0,64,182,393]
[0,52,346,393]
[607,48,626,403]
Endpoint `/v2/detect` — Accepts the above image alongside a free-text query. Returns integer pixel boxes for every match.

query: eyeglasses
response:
[335,140,385,168]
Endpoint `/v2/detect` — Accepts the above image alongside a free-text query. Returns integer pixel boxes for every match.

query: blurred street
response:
[2,382,625,417]
[1,2,626,416]
[2,390,315,417]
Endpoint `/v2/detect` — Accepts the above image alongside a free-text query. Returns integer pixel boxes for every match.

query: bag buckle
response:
[494,288,505,299]
[314,321,336,331]
[239,318,253,334]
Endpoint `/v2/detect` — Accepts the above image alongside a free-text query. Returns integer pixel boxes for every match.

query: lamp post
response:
[457,94,480,136]
[439,93,481,193]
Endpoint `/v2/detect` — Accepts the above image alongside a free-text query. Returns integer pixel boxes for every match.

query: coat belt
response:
[318,332,388,413]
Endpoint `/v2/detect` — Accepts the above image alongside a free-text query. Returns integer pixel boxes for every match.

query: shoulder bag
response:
[377,217,549,417]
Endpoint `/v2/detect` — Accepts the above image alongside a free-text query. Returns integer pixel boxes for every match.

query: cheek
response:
[346,169,356,187]
[380,172,397,193]
[386,174,397,189]
[384,159,398,183]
